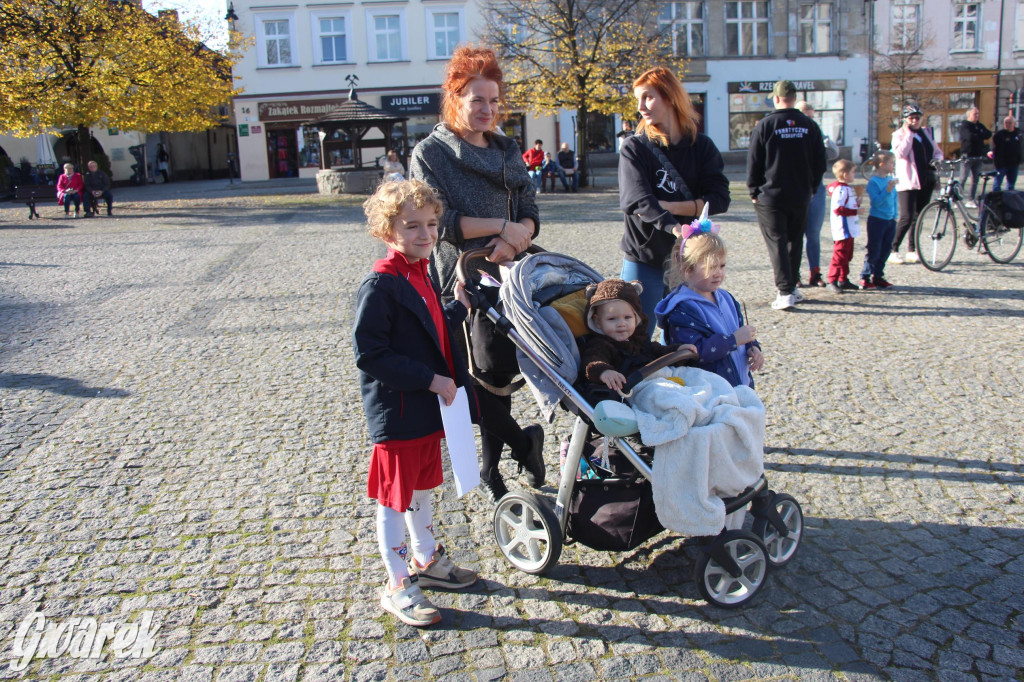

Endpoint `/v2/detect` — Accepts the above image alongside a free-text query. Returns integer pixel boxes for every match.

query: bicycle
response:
[857,141,884,181]
[912,158,1023,271]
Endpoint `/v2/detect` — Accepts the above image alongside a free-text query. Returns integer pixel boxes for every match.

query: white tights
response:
[376,489,437,588]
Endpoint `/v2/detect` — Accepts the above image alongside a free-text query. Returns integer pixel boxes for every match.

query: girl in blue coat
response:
[354,180,479,628]
[655,228,764,388]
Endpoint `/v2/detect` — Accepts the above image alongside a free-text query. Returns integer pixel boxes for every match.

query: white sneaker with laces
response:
[904,251,920,263]
[887,252,905,265]
[771,293,796,310]
[791,288,805,303]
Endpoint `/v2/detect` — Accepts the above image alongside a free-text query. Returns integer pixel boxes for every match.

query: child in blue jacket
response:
[860,151,898,289]
[353,179,479,628]
[655,229,764,388]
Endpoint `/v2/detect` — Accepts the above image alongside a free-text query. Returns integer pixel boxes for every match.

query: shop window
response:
[1016,0,1024,50]
[890,2,921,52]
[659,2,704,58]
[798,2,832,54]
[951,2,980,52]
[426,8,464,60]
[257,14,295,67]
[727,87,844,150]
[299,126,321,168]
[312,13,351,64]
[367,9,407,62]
[725,1,770,56]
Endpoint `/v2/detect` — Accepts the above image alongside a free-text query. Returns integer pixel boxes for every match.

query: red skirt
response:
[368,431,444,512]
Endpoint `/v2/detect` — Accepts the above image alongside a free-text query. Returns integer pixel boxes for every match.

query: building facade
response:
[870,0,1023,158]
[655,0,871,162]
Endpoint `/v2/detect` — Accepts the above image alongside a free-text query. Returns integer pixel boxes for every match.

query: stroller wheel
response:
[493,492,562,575]
[751,493,803,568]
[693,530,768,609]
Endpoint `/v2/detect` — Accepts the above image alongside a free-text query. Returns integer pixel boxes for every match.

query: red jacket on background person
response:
[522,147,544,171]
[56,172,84,205]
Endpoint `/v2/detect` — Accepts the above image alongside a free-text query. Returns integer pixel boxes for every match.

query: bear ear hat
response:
[627,280,644,296]
[585,283,599,300]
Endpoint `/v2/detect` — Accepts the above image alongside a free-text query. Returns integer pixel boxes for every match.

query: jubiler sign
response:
[258,100,348,122]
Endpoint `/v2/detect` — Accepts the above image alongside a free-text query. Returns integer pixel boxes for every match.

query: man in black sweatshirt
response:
[746,80,826,310]
[958,107,992,204]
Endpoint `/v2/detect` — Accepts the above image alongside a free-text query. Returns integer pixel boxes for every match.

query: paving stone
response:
[1,182,1022,681]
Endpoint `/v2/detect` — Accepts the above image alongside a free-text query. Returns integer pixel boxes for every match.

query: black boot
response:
[515,424,546,488]
[479,475,509,504]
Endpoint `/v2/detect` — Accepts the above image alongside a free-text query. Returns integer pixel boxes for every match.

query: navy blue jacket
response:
[353,263,477,443]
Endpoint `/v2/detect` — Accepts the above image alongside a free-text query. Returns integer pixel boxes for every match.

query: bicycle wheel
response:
[979,205,1024,263]
[858,157,875,182]
[914,201,958,271]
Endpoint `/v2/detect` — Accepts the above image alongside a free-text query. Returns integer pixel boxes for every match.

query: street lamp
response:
[224,2,239,24]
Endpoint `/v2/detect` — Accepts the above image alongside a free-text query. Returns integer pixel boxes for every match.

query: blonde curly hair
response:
[363,179,443,241]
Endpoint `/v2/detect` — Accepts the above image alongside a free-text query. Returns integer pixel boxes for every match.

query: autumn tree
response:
[0,0,241,170]
[480,0,683,184]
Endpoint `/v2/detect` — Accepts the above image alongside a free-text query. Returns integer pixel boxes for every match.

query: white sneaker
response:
[964,200,977,209]
[904,251,920,263]
[380,577,440,627]
[771,293,796,310]
[791,288,806,303]
[887,252,905,265]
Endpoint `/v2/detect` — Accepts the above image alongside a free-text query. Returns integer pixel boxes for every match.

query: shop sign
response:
[728,80,846,94]
[257,99,348,122]
[251,126,262,134]
[239,124,249,137]
[381,93,440,115]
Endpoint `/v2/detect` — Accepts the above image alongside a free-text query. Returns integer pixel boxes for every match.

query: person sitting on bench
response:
[84,161,114,216]
[56,163,83,217]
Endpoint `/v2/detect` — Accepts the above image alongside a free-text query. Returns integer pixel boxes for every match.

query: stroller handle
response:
[454,244,546,287]
[623,346,699,394]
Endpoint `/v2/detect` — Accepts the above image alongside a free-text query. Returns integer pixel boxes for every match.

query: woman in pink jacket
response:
[889,104,943,264]
[56,163,84,217]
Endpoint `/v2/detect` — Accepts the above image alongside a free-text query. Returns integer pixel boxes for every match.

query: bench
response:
[13,185,54,219]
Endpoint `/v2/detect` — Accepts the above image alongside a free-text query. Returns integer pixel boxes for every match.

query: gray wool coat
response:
[409,123,540,299]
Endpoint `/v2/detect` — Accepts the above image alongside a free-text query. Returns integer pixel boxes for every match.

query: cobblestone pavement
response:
[1,182,1022,682]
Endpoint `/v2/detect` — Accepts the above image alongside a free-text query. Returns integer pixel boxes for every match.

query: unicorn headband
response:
[679,202,720,256]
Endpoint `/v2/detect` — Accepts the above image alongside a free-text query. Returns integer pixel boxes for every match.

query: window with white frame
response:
[312,12,352,64]
[725,1,770,56]
[257,14,295,67]
[798,1,832,54]
[366,9,407,62]
[425,7,464,60]
[951,2,980,51]
[1017,0,1024,49]
[658,2,704,58]
[891,2,921,52]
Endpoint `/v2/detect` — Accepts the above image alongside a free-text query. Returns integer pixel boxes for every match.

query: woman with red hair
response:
[618,66,730,335]
[409,45,545,504]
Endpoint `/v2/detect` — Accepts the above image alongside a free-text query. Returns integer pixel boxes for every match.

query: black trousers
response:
[755,201,809,295]
[893,177,936,252]
[476,388,529,483]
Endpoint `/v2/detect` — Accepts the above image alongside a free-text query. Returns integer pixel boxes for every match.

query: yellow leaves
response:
[0,0,241,136]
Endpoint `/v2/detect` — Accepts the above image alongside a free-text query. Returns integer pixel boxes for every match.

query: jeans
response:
[620,259,667,337]
[61,193,81,212]
[527,169,542,191]
[85,190,113,214]
[804,183,826,271]
[959,158,984,200]
[755,201,809,295]
[893,178,936,253]
[994,166,1019,191]
[565,169,579,190]
[860,216,896,280]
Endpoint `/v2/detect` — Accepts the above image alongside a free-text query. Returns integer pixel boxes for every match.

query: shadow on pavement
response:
[0,372,131,398]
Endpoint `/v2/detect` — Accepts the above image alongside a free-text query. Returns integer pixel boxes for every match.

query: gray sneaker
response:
[380,576,440,627]
[410,545,478,590]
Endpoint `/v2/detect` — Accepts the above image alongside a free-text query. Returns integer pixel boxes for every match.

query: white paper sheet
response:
[439,387,480,496]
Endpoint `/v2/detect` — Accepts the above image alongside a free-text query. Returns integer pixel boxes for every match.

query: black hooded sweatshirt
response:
[746,107,826,207]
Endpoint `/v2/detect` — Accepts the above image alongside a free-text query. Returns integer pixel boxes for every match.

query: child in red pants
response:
[826,159,860,293]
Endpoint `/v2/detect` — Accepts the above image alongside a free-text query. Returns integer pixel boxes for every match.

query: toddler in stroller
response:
[457,248,804,608]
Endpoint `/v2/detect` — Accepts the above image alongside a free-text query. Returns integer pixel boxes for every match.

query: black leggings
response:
[893,179,936,252]
[476,389,529,482]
